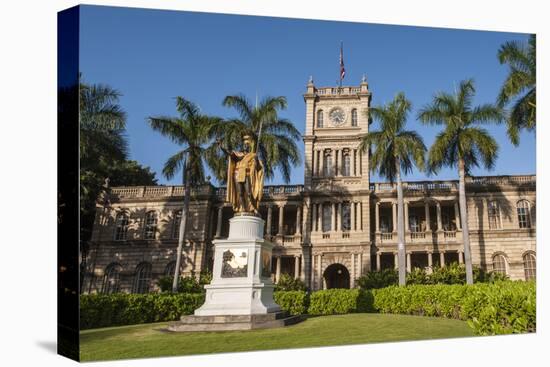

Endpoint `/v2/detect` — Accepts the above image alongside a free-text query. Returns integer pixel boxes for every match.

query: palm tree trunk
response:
[458,158,473,285]
[396,163,407,286]
[172,162,191,292]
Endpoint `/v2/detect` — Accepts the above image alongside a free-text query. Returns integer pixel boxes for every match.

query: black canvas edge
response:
[57,5,81,362]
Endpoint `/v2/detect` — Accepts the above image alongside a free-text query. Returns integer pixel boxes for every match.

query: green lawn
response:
[80,313,474,361]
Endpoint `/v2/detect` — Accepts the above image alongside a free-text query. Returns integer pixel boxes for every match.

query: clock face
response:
[329,107,346,125]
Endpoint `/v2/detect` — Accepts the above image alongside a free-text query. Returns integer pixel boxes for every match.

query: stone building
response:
[82,79,536,294]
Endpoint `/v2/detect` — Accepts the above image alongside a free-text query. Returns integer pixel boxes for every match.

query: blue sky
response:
[79,5,535,186]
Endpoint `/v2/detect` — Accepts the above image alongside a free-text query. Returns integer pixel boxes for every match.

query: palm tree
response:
[497,35,536,146]
[418,79,504,284]
[220,94,301,183]
[359,92,426,286]
[148,97,222,292]
[80,81,128,168]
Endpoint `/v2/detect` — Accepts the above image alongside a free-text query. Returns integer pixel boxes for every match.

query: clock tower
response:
[301,77,373,289]
[303,77,371,189]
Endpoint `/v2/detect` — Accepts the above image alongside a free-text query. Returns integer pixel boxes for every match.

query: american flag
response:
[339,42,346,82]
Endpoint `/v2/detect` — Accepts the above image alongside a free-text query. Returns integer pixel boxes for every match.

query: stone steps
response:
[167,311,305,332]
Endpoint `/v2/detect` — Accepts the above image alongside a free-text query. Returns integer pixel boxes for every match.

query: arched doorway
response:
[323,263,350,289]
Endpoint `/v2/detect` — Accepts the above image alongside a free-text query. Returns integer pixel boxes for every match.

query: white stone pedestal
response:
[194,215,281,316]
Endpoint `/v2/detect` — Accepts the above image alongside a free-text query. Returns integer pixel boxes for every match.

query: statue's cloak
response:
[226,151,264,213]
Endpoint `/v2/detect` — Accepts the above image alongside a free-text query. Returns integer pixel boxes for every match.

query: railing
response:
[110,185,213,199]
[315,86,364,95]
[411,232,426,240]
[467,175,535,186]
[443,231,457,239]
[370,175,534,193]
[342,232,350,239]
[322,233,331,239]
[381,232,393,241]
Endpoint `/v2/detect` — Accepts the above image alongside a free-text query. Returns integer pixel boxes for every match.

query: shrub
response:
[372,281,535,335]
[199,271,213,285]
[274,291,308,315]
[308,289,374,315]
[406,268,430,285]
[156,275,204,293]
[359,263,511,287]
[275,274,307,291]
[80,293,205,329]
[356,269,398,289]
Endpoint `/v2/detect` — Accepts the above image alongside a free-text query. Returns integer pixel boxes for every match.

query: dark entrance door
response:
[323,263,350,289]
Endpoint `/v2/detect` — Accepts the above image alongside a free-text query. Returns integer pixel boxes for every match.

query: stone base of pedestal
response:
[167,311,304,332]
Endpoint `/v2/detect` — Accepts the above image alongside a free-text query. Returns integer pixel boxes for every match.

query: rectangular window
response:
[322,204,332,232]
[487,201,501,229]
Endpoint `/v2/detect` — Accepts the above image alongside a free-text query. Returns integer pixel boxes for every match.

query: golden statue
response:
[223,135,264,214]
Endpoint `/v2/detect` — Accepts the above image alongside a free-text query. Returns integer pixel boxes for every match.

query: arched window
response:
[317,110,324,128]
[172,210,182,239]
[517,200,531,228]
[164,261,176,277]
[342,153,351,176]
[143,211,158,240]
[487,200,501,230]
[101,263,121,294]
[492,254,507,275]
[114,212,129,241]
[351,109,358,126]
[523,252,536,280]
[322,203,332,232]
[133,262,152,293]
[323,151,333,176]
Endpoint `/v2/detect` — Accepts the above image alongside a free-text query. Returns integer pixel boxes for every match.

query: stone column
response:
[392,202,397,233]
[428,252,433,268]
[294,255,300,279]
[278,204,285,235]
[376,252,381,271]
[375,202,380,232]
[436,201,442,231]
[458,251,464,264]
[394,253,399,269]
[295,205,302,235]
[331,202,336,232]
[358,253,363,276]
[215,206,223,238]
[358,202,363,230]
[440,252,445,268]
[338,202,343,231]
[300,254,305,281]
[351,253,356,288]
[266,205,273,236]
[454,201,461,230]
[405,202,410,232]
[317,203,322,232]
[351,202,356,231]
[320,150,325,176]
[406,253,411,272]
[336,149,341,176]
[352,149,356,176]
[311,203,317,232]
[317,255,322,289]
[275,256,281,283]
[311,254,316,289]
[425,201,431,231]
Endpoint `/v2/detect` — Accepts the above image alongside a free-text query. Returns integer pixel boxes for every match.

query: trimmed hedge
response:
[274,291,308,315]
[81,282,535,335]
[308,289,374,315]
[80,293,205,330]
[372,281,536,335]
